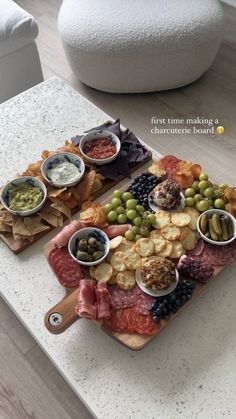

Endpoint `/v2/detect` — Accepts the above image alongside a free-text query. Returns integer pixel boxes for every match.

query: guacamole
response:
[8,184,43,212]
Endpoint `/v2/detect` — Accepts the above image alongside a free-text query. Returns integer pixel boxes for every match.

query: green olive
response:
[92,250,104,260]
[76,251,92,261]
[88,237,98,247]
[78,239,88,251]
[87,245,94,254]
[96,242,105,251]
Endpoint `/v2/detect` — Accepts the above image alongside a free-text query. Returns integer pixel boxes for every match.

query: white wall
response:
[221,0,236,6]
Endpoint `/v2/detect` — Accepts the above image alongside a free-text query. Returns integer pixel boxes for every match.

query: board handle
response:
[44,288,80,334]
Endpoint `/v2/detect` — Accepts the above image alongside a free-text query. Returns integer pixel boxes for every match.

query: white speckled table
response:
[0,78,236,419]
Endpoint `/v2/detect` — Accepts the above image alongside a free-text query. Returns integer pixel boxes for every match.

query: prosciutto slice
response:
[75,279,97,319]
[95,283,112,319]
[53,220,82,248]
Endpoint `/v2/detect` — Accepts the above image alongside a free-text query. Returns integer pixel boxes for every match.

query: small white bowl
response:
[68,227,110,266]
[0,176,47,217]
[197,209,236,246]
[41,152,85,188]
[79,129,121,165]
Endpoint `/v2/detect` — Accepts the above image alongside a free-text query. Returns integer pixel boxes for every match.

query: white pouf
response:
[58,0,224,93]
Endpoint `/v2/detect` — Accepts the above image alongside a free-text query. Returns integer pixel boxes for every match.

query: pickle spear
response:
[200,214,208,234]
[209,218,218,241]
[211,213,222,235]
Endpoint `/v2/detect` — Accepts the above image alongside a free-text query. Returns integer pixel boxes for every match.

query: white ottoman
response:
[58,0,224,93]
[0,0,43,103]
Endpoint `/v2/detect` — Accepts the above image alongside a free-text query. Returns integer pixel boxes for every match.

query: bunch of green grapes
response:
[184,173,227,212]
[103,190,156,241]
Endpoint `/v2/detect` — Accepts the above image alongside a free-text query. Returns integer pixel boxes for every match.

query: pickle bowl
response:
[197,209,236,246]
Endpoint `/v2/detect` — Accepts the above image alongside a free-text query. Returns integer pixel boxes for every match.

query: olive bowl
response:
[79,129,121,165]
[68,227,110,266]
[41,152,85,188]
[0,176,47,217]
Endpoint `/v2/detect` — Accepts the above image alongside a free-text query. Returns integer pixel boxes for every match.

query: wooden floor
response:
[2,1,236,418]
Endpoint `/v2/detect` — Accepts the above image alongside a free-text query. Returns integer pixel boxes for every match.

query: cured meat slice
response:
[102,307,159,336]
[177,254,214,283]
[96,282,112,319]
[108,285,155,315]
[75,279,97,319]
[53,220,82,248]
[48,247,83,287]
[102,224,129,238]
[160,156,181,177]
[197,243,234,267]
[187,239,205,257]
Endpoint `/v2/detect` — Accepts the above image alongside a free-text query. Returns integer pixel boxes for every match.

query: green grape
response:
[125,230,134,241]
[141,220,150,228]
[214,189,223,198]
[203,187,214,198]
[142,211,150,220]
[184,197,195,207]
[136,205,145,214]
[185,188,195,197]
[122,192,133,202]
[126,209,138,220]
[207,199,214,207]
[126,199,138,209]
[111,197,121,208]
[147,214,156,224]
[191,181,199,191]
[116,206,125,214]
[214,198,224,209]
[135,234,142,241]
[117,214,127,224]
[219,183,228,190]
[113,189,122,198]
[140,226,150,237]
[196,200,209,212]
[133,216,142,226]
[131,226,139,235]
[199,173,209,181]
[104,203,113,213]
[194,194,202,203]
[198,180,209,190]
[108,210,118,222]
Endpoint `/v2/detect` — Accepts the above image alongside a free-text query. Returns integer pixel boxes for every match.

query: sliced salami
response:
[48,247,83,287]
[197,243,234,267]
[108,285,155,315]
[160,156,181,176]
[187,239,205,257]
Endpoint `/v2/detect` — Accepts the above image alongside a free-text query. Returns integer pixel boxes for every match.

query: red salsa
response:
[84,138,117,159]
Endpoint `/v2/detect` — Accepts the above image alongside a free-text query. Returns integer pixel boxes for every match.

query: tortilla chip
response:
[57,215,64,227]
[48,187,67,198]
[51,201,71,219]
[40,212,58,227]
[0,221,12,233]
[72,170,96,203]
[56,140,82,156]
[12,219,31,237]
[0,211,15,225]
[90,175,103,194]
[23,216,50,235]
[23,160,42,177]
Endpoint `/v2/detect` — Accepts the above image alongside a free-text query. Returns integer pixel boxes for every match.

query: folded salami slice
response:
[48,247,83,287]
[75,279,97,319]
[96,283,112,319]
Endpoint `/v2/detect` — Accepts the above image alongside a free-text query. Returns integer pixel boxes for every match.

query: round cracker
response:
[110,251,127,271]
[124,251,141,270]
[94,262,113,282]
[183,207,200,230]
[152,210,171,229]
[134,238,155,257]
[158,240,173,257]
[89,266,97,278]
[169,240,184,259]
[150,232,166,253]
[161,223,181,241]
[116,238,134,253]
[171,212,191,227]
[117,270,135,290]
[108,270,118,284]
[180,226,198,250]
[109,235,123,250]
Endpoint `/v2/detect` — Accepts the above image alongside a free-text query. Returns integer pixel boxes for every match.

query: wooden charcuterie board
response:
[0,121,152,254]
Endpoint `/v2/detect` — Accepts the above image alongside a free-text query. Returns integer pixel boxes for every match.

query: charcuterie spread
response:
[44,154,236,349]
[0,119,152,253]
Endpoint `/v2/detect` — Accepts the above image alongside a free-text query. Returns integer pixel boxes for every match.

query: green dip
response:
[8,184,43,212]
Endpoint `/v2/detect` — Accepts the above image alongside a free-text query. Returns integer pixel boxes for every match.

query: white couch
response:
[0,0,43,103]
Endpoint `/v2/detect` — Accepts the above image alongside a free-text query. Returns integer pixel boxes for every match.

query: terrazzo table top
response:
[1,78,236,419]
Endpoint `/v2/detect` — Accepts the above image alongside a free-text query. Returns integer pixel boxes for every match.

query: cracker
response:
[94,262,113,282]
[124,251,141,270]
[171,212,191,227]
[89,266,97,278]
[117,270,135,290]
[110,251,127,271]
[183,207,200,230]
[108,270,118,284]
[150,231,166,253]
[180,227,198,250]
[134,238,155,257]
[161,224,181,241]
[152,210,171,229]
[110,236,123,250]
[158,240,173,257]
[169,240,184,259]
[116,238,134,253]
